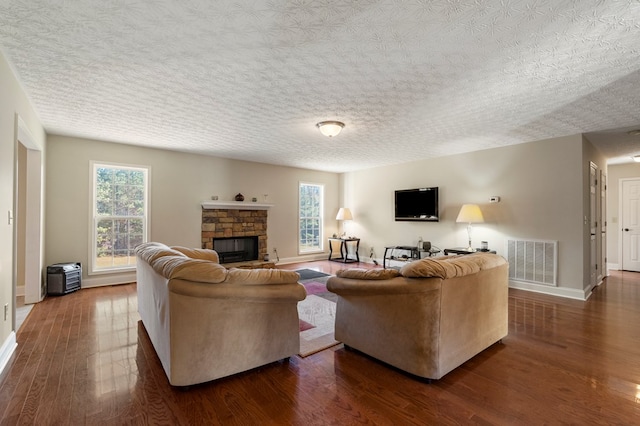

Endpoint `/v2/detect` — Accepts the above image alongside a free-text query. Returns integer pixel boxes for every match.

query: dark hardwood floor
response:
[2,261,640,425]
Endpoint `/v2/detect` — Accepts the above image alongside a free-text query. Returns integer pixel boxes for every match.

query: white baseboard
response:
[82,272,137,288]
[274,253,330,265]
[274,252,381,266]
[509,280,590,301]
[607,263,619,272]
[0,332,17,377]
[16,285,25,297]
[278,255,381,266]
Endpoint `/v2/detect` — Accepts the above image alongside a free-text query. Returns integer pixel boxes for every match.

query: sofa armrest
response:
[168,280,306,303]
[327,275,442,296]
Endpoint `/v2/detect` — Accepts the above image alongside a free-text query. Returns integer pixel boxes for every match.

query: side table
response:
[328,238,360,263]
[383,246,440,269]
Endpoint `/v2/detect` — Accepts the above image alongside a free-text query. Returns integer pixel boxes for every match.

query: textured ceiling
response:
[1,0,639,172]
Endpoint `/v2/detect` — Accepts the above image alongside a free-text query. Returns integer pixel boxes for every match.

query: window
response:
[299,182,324,253]
[91,162,149,273]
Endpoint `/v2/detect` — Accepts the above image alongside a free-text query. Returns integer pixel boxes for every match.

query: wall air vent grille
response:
[506,239,558,287]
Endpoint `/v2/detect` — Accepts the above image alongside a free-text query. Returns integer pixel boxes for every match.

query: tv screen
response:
[394,187,439,222]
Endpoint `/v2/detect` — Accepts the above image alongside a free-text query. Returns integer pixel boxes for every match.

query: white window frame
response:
[89,161,150,275]
[298,182,324,254]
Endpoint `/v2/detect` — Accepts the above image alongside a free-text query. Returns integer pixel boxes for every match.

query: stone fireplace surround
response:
[201,201,272,265]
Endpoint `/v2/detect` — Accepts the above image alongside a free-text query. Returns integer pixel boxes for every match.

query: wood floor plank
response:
[3,263,640,424]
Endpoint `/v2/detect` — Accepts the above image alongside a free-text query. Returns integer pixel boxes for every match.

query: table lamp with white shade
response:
[336,207,353,238]
[456,204,484,251]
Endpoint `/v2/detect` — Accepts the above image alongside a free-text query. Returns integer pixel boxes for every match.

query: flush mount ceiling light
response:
[316,121,345,137]
[633,155,640,163]
[627,129,640,136]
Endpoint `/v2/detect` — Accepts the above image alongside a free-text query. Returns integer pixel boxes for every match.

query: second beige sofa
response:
[326,253,508,380]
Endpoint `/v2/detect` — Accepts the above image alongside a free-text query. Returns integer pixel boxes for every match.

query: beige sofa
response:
[326,253,508,380]
[135,242,306,386]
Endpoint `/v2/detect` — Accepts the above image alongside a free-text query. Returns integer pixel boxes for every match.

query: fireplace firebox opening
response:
[213,236,259,263]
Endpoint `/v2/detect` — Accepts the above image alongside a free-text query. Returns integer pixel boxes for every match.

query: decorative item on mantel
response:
[235,193,244,202]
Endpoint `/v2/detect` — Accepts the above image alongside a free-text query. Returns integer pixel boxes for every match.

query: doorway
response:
[589,162,606,286]
[620,178,640,272]
[13,115,44,331]
[590,163,597,287]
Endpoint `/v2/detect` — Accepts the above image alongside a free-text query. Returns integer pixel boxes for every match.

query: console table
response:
[444,247,496,255]
[328,238,360,263]
[383,245,440,269]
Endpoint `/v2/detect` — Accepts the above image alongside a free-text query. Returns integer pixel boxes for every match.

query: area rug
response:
[297,273,341,357]
[295,268,330,281]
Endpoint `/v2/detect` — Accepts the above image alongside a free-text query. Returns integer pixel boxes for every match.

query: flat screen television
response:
[394,187,439,222]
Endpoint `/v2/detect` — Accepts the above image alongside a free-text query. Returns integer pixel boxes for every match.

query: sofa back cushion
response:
[152,256,228,283]
[400,253,506,279]
[137,242,307,286]
[225,268,301,285]
[171,246,220,263]
[336,268,401,280]
[135,242,186,263]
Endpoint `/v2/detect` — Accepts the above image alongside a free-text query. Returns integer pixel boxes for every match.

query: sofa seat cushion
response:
[400,253,506,279]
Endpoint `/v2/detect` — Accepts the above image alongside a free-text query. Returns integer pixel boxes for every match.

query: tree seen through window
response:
[299,182,323,253]
[93,164,148,272]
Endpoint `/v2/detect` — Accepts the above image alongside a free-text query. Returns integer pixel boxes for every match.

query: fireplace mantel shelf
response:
[201,201,273,210]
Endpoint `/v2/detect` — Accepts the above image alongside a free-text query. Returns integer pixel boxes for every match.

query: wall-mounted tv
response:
[394,187,439,222]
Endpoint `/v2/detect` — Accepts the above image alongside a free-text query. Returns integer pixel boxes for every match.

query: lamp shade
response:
[316,121,345,137]
[336,207,353,221]
[456,204,484,223]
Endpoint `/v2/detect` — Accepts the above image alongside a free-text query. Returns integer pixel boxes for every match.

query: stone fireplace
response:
[201,201,270,264]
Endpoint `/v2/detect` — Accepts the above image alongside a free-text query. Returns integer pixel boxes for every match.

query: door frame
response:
[13,114,44,320]
[589,162,598,287]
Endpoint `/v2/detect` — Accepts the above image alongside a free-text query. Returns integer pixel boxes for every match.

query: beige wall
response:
[45,135,340,286]
[46,128,605,297]
[605,162,640,268]
[344,134,599,299]
[0,52,45,348]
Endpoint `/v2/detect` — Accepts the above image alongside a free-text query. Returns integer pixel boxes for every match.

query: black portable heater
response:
[47,262,81,296]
